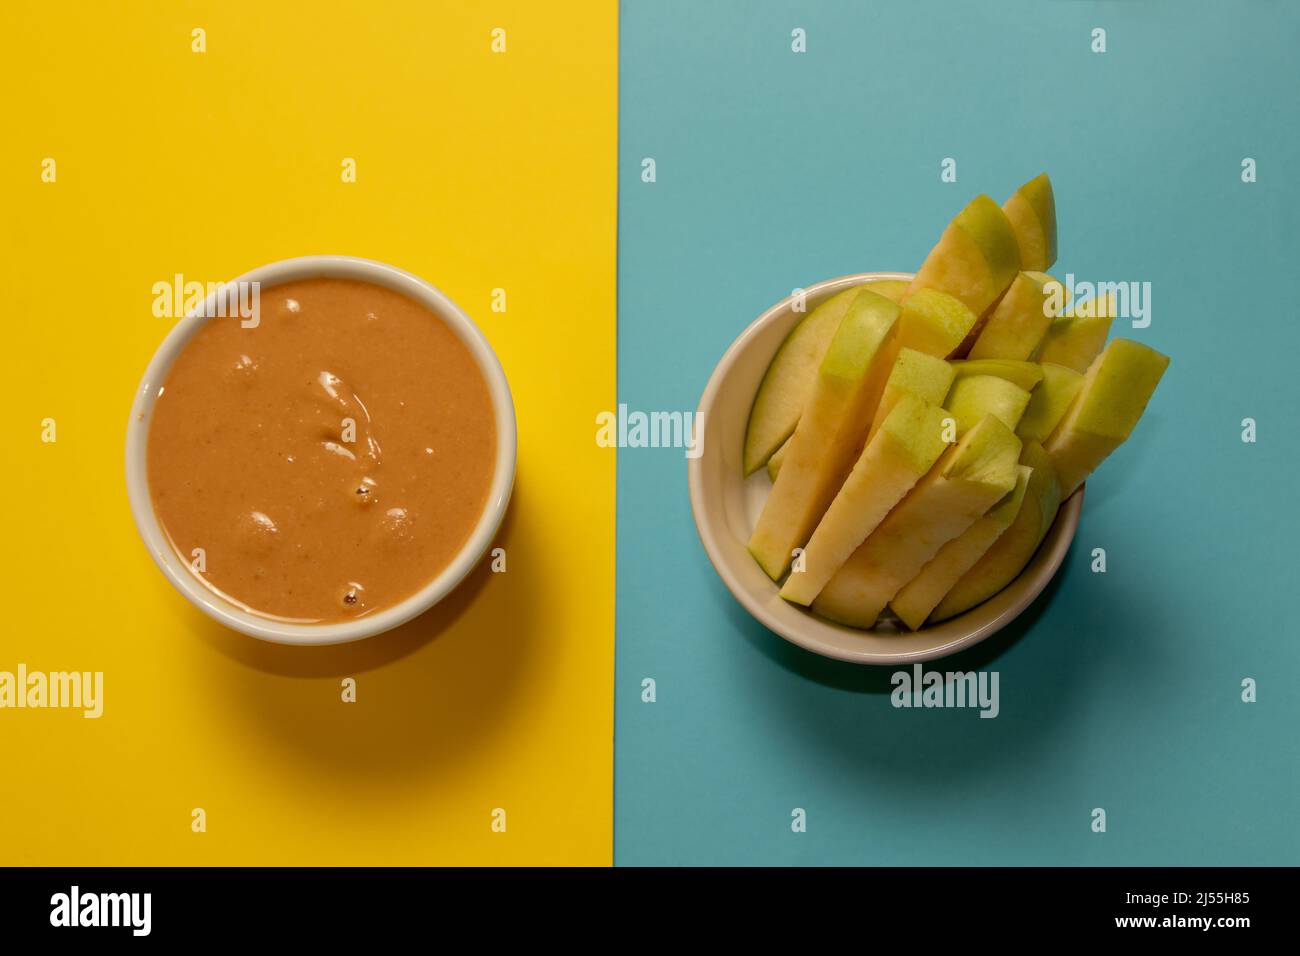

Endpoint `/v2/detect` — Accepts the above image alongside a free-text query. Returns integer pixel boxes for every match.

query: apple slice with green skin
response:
[811,414,1021,629]
[765,290,965,482]
[1044,338,1170,497]
[767,347,952,481]
[748,292,901,580]
[743,287,865,475]
[891,465,1032,630]
[931,441,1061,622]
[897,288,979,358]
[967,271,1062,360]
[1033,294,1115,373]
[1017,362,1083,442]
[1002,173,1057,271]
[949,358,1044,392]
[868,348,954,440]
[945,374,1032,437]
[780,394,951,606]
[904,195,1021,317]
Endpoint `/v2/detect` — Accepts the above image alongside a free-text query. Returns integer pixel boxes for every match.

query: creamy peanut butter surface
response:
[147,278,496,623]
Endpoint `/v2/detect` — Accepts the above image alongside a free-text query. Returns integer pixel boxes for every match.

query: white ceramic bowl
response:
[126,255,517,646]
[687,272,1082,665]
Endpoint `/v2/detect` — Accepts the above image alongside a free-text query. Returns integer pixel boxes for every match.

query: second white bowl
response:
[687,272,1081,665]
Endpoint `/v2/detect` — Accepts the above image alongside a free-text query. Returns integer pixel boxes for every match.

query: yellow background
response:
[0,1,617,865]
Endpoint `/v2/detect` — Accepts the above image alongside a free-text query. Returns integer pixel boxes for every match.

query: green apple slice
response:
[768,347,953,482]
[1033,294,1115,373]
[743,287,865,475]
[967,271,1062,360]
[945,374,1032,436]
[1044,338,1170,497]
[949,358,1045,392]
[1017,362,1083,442]
[867,348,955,440]
[896,288,980,358]
[905,194,1021,317]
[1002,173,1057,271]
[748,292,901,580]
[931,441,1062,622]
[891,465,1031,630]
[780,394,951,606]
[811,414,1022,629]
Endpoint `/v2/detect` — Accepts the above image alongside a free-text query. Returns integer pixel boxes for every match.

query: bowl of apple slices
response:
[688,176,1169,664]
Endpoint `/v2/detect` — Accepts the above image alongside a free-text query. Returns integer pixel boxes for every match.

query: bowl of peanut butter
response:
[126,256,516,645]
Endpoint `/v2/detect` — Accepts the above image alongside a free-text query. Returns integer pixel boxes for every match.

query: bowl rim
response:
[686,271,1081,665]
[124,254,517,646]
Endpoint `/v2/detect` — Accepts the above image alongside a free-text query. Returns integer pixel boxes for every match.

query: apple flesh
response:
[1002,173,1057,272]
[811,414,1021,629]
[1044,338,1170,497]
[766,435,790,481]
[743,287,865,475]
[967,271,1062,360]
[930,441,1062,622]
[945,374,1033,437]
[868,348,955,441]
[780,394,951,606]
[865,279,909,303]
[1034,294,1115,373]
[896,288,980,359]
[905,195,1021,318]
[891,464,1032,630]
[1016,362,1083,442]
[748,292,901,580]
[949,358,1044,392]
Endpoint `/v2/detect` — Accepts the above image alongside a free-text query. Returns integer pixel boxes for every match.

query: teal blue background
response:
[615,0,1299,864]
